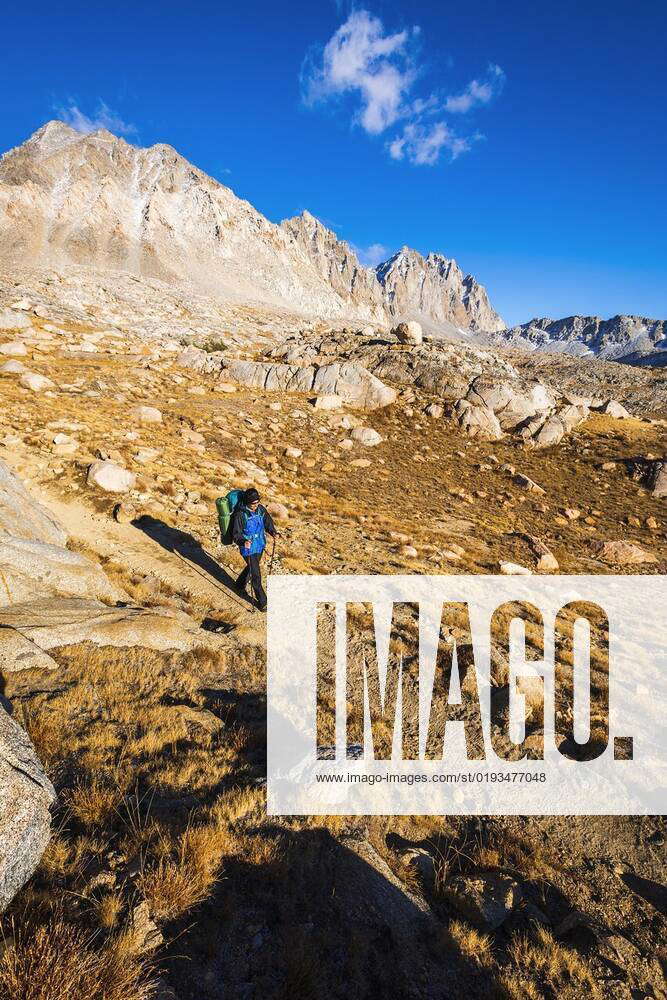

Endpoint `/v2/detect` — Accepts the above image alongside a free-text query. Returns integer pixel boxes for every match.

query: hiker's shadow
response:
[131,515,254,608]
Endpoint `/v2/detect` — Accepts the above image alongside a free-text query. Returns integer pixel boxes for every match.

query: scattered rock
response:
[130,901,164,953]
[445,874,522,930]
[0,459,65,544]
[0,534,125,607]
[626,457,667,498]
[351,427,382,447]
[113,501,139,524]
[500,561,533,576]
[87,460,136,494]
[453,400,503,441]
[522,535,559,572]
[513,473,545,494]
[0,630,58,673]
[1,360,27,374]
[131,405,162,423]
[595,399,631,419]
[0,342,27,357]
[393,321,423,346]
[20,372,55,392]
[592,540,658,565]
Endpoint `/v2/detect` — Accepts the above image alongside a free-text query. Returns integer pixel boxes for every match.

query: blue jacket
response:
[231,503,276,557]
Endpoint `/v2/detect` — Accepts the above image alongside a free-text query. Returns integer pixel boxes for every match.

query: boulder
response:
[220,360,396,411]
[595,400,631,419]
[176,345,208,371]
[592,540,658,565]
[393,321,423,346]
[0,598,222,653]
[424,403,444,418]
[523,535,559,572]
[351,427,383,447]
[453,400,503,441]
[527,403,590,448]
[20,372,55,392]
[466,377,556,431]
[0,459,66,545]
[0,342,27,357]
[445,874,522,929]
[0,535,125,607]
[0,309,31,331]
[311,362,397,410]
[87,460,136,493]
[0,706,56,910]
[0,630,58,673]
[131,405,162,423]
[1,360,27,374]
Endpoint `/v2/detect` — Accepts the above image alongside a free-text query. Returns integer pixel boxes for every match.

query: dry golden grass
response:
[94,892,125,931]
[0,916,158,1000]
[506,926,601,997]
[442,919,494,966]
[1,637,264,990]
[137,822,225,921]
[64,778,123,828]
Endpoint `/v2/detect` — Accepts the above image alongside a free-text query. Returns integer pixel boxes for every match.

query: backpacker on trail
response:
[216,486,277,612]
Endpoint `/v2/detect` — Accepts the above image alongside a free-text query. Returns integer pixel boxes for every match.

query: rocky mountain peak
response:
[0,121,505,335]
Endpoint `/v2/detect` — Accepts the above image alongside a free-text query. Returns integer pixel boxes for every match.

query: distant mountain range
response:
[0,122,664,364]
[493,315,667,366]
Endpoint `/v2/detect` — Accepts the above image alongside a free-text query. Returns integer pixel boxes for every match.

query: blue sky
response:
[1,0,665,326]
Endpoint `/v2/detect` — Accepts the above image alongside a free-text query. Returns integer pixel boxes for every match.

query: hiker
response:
[231,487,277,611]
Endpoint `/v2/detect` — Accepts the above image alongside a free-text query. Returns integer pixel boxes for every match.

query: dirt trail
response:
[38,490,267,645]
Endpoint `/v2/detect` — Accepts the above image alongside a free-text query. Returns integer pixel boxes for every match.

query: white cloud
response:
[444,64,505,114]
[389,122,479,166]
[302,10,504,167]
[54,100,137,136]
[353,242,389,267]
[302,10,417,135]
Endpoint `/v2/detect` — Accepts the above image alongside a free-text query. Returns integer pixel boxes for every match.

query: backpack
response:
[216,489,244,545]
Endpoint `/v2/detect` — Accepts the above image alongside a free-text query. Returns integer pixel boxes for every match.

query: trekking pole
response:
[268,534,276,574]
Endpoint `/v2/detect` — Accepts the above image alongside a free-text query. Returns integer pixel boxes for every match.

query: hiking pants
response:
[236,553,266,608]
